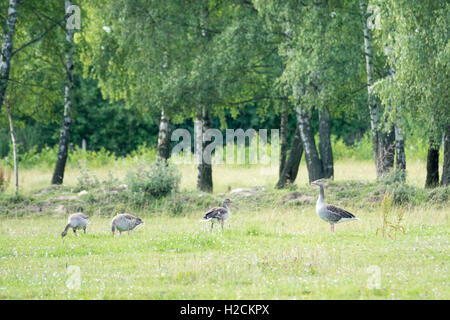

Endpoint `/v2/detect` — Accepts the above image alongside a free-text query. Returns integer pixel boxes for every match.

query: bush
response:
[380,169,407,185]
[126,159,181,202]
[0,166,11,192]
[375,169,413,204]
[332,133,374,161]
[427,187,449,203]
[76,166,100,190]
[387,183,418,205]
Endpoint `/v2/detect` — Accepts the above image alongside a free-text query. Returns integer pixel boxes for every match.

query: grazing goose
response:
[111,214,144,236]
[61,213,89,238]
[311,179,359,232]
[201,198,232,231]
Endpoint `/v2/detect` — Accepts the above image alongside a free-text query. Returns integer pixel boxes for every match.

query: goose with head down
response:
[61,213,89,238]
[311,179,359,232]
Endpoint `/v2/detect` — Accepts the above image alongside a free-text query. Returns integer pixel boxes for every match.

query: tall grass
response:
[0,132,432,170]
[0,130,441,195]
[0,165,11,192]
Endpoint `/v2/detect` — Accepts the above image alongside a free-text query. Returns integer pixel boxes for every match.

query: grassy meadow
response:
[0,157,449,299]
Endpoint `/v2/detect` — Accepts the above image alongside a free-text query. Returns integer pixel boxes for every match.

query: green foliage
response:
[374,0,450,140]
[126,160,181,204]
[379,169,407,185]
[376,192,406,239]
[0,166,10,193]
[332,134,374,161]
[378,169,419,205]
[426,187,449,203]
[76,167,100,191]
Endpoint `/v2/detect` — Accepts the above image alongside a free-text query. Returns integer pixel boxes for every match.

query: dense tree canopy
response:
[0,0,448,189]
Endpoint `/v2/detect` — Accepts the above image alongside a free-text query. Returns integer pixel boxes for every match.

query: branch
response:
[11,15,66,58]
[30,5,66,32]
[227,96,288,106]
[6,77,60,92]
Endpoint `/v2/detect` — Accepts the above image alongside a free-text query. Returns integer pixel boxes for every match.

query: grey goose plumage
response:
[111,213,144,236]
[311,179,359,232]
[201,198,232,231]
[61,213,89,238]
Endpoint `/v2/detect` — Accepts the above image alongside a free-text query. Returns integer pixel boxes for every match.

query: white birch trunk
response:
[5,102,18,194]
[0,0,19,113]
[296,106,324,182]
[319,106,334,179]
[157,108,171,160]
[52,0,75,184]
[360,0,384,178]
[394,105,406,171]
[195,107,213,192]
[440,125,450,186]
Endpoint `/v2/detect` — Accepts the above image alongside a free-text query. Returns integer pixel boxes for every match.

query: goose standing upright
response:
[311,179,359,232]
[61,213,89,238]
[201,198,232,231]
[111,213,144,236]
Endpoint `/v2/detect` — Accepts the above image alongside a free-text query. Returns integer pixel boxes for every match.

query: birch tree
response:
[360,0,395,178]
[319,106,334,179]
[4,100,17,194]
[296,105,324,182]
[374,0,449,187]
[255,0,364,184]
[52,0,75,185]
[157,109,171,161]
[0,0,19,113]
[276,126,303,188]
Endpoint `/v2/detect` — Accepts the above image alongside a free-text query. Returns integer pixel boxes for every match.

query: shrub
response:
[380,169,407,185]
[427,187,449,203]
[387,184,418,205]
[76,167,100,190]
[332,133,373,161]
[376,193,406,239]
[126,159,181,202]
[70,146,117,168]
[0,166,11,192]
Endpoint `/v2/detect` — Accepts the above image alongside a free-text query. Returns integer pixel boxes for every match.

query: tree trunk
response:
[395,121,406,172]
[318,106,334,179]
[296,106,324,182]
[425,138,440,188]
[441,125,450,186]
[52,0,74,185]
[157,108,171,160]
[0,0,19,113]
[360,0,390,179]
[381,125,395,173]
[196,107,213,193]
[279,106,289,176]
[5,102,18,194]
[388,64,406,174]
[276,126,303,188]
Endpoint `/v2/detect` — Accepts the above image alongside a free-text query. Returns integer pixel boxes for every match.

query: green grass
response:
[0,159,448,299]
[0,200,448,299]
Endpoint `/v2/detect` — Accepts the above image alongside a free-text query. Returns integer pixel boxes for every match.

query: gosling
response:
[201,198,233,232]
[111,214,144,236]
[61,213,89,238]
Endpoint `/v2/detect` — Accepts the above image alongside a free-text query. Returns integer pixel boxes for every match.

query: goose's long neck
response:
[317,185,325,206]
[222,202,231,213]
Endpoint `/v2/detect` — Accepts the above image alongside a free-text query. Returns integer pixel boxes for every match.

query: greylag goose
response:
[201,198,232,231]
[311,179,359,232]
[111,214,144,236]
[61,213,89,238]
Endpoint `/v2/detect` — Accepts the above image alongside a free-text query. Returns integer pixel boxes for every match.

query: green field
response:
[0,160,449,299]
